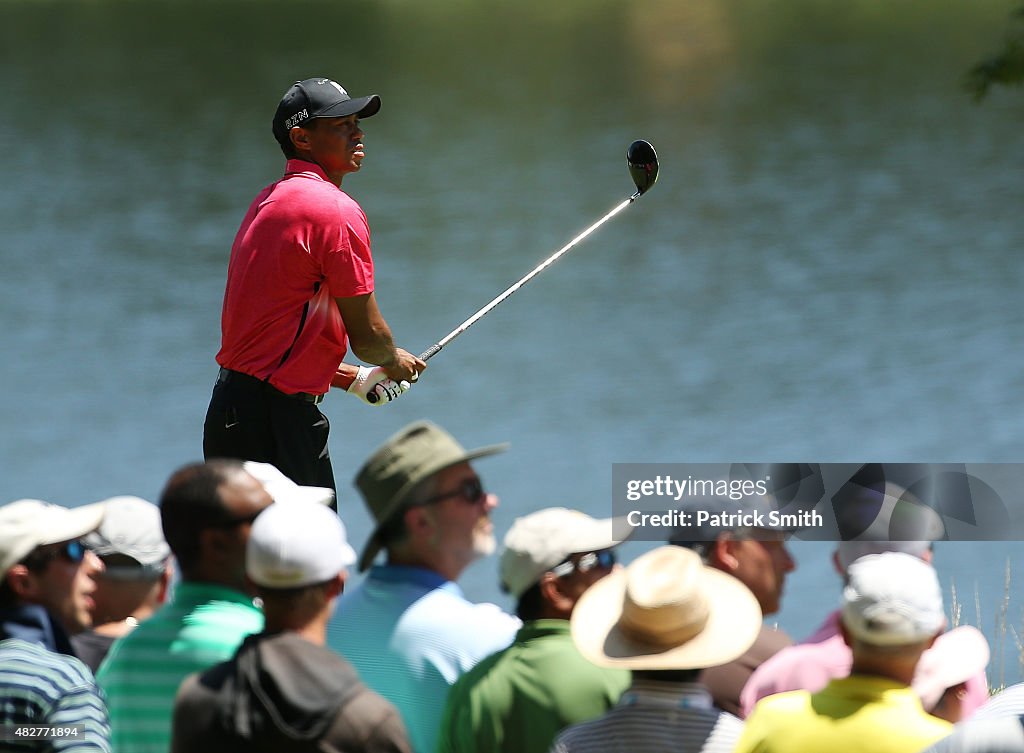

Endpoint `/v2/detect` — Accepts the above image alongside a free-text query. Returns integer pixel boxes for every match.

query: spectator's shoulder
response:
[328,684,413,753]
[3,638,97,688]
[409,589,519,632]
[741,634,850,716]
[749,688,813,717]
[755,624,794,656]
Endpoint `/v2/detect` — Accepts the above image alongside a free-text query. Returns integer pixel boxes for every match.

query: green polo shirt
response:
[96,581,264,753]
[436,619,630,753]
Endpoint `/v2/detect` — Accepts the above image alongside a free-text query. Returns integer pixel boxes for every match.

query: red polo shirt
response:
[216,160,374,395]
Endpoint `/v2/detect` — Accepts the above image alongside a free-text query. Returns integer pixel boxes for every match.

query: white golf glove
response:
[347,366,407,406]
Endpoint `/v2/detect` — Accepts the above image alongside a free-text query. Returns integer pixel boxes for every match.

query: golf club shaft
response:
[353,138,658,400]
[419,190,641,362]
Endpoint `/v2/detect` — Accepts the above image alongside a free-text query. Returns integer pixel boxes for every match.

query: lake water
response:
[1,0,1022,686]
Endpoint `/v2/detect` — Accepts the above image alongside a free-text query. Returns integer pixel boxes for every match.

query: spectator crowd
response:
[2,420,1022,753]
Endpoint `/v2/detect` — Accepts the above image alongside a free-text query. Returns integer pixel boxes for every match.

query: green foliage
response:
[968,3,1024,100]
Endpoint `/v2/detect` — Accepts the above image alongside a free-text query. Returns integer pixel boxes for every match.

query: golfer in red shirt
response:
[203,77,425,498]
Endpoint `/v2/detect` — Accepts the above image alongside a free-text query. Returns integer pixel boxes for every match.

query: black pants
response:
[202,371,337,500]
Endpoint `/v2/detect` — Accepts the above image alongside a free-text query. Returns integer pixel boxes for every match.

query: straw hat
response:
[571,545,762,670]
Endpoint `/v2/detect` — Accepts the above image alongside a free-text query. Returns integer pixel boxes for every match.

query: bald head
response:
[160,460,272,580]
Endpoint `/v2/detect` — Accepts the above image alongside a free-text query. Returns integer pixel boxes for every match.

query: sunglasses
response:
[420,478,487,507]
[208,510,265,529]
[23,539,87,571]
[57,540,87,563]
[550,549,617,578]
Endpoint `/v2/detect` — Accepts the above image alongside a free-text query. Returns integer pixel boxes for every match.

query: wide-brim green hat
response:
[355,420,508,571]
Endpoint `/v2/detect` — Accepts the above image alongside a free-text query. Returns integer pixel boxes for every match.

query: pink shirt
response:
[740,610,990,720]
[216,160,374,395]
[739,612,850,717]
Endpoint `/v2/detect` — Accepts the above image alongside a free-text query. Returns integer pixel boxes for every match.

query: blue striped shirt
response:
[974,683,1024,720]
[551,680,744,753]
[0,637,111,752]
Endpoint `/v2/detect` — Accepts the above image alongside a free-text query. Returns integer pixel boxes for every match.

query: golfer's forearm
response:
[348,330,398,366]
[336,293,400,366]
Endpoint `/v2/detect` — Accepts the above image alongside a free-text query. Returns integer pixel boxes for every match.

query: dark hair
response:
[376,512,409,550]
[632,668,701,683]
[277,119,318,158]
[514,581,545,621]
[256,577,334,607]
[0,544,61,607]
[159,459,244,575]
[376,475,439,550]
[0,576,16,608]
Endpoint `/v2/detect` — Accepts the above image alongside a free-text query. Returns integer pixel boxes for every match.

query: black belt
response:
[216,368,324,405]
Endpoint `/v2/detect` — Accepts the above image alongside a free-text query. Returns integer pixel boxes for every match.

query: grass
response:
[950,558,1023,693]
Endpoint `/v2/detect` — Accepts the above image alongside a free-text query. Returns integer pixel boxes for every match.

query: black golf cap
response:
[272,78,381,147]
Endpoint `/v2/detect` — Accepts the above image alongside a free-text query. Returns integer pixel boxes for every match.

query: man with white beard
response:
[326,421,520,753]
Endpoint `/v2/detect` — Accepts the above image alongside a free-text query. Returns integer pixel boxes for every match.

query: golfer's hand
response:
[347,366,408,406]
[381,348,426,384]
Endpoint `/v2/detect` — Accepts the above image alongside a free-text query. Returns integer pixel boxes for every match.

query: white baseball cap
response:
[0,499,106,577]
[841,552,945,647]
[500,507,629,598]
[84,496,170,576]
[246,499,356,589]
[243,461,335,507]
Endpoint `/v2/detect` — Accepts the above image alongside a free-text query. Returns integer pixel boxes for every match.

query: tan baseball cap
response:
[0,499,106,577]
[500,507,630,598]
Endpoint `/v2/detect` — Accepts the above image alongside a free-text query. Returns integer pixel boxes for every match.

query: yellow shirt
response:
[735,675,952,753]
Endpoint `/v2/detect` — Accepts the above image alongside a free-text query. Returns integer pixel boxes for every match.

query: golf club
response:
[368,140,659,401]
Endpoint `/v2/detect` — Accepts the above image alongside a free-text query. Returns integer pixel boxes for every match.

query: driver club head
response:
[627,140,659,196]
